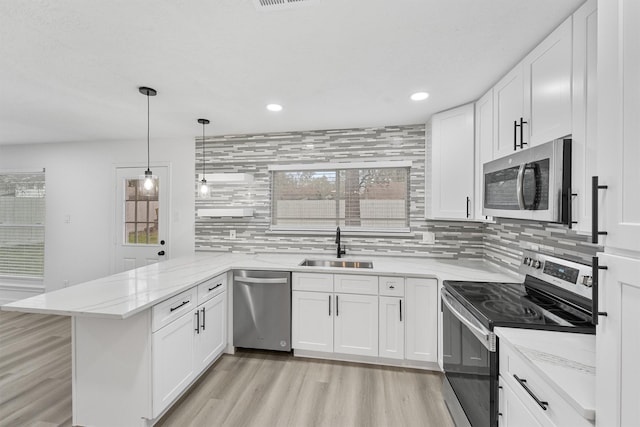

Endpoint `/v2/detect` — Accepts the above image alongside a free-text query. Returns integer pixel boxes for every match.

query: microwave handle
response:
[516,164,526,209]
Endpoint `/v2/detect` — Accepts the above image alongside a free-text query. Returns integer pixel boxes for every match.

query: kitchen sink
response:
[299,259,374,269]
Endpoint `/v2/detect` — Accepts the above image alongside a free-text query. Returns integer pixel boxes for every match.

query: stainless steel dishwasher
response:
[233,270,291,352]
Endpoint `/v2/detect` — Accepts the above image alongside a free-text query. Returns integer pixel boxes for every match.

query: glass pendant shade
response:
[199,178,209,197]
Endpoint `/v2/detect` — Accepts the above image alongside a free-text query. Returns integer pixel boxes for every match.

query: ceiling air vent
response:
[253,0,319,11]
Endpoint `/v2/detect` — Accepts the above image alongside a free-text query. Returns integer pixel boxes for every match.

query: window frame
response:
[268,161,412,233]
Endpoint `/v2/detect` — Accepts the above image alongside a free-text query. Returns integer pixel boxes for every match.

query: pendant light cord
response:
[147,93,150,171]
[202,122,206,177]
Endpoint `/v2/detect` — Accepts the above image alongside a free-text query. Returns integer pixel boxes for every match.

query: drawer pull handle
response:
[170,300,190,312]
[208,283,223,292]
[513,374,548,410]
[389,285,395,289]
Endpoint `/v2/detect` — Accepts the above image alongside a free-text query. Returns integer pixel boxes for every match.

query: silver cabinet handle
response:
[195,310,200,334]
[328,295,331,316]
[234,276,288,284]
[336,295,339,316]
[399,299,402,322]
[201,307,206,330]
[516,164,526,209]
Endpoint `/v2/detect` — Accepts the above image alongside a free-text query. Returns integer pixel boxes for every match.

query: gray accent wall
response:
[195,123,600,271]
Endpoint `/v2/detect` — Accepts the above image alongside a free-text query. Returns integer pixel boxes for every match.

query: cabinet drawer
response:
[292,272,334,292]
[152,288,197,332]
[500,341,593,427]
[378,276,404,296]
[334,274,378,295]
[197,273,227,305]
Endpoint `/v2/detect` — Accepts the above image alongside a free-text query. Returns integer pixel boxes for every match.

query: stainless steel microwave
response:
[482,138,571,223]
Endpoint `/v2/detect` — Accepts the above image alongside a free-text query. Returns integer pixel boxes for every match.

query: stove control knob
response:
[523,257,530,265]
[532,260,542,269]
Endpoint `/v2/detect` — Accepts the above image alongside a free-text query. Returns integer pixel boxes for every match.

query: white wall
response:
[0,137,195,297]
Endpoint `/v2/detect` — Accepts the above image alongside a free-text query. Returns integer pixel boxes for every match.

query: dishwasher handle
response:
[234,276,289,284]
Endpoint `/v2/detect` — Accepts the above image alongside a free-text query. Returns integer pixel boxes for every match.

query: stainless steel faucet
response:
[335,226,346,258]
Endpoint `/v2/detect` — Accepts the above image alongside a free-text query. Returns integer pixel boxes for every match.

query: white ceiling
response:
[0,0,584,146]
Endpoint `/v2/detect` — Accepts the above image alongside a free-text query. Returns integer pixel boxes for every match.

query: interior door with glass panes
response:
[114,166,169,272]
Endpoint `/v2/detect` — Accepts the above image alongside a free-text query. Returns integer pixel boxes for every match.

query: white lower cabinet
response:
[499,335,593,427]
[405,278,438,362]
[291,290,378,357]
[152,310,197,417]
[499,376,543,427]
[334,293,378,356]
[292,273,437,365]
[596,254,640,427]
[195,292,227,370]
[73,279,228,427]
[291,290,333,352]
[379,296,404,359]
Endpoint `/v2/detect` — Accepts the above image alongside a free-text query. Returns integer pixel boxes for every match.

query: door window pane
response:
[124,178,159,245]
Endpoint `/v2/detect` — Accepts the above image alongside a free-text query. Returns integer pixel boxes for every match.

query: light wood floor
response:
[0,311,454,427]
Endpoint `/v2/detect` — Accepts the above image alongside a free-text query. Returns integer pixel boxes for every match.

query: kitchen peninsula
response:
[2,253,516,427]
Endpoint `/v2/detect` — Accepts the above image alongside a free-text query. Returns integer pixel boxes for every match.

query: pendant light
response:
[139,86,157,194]
[197,118,210,197]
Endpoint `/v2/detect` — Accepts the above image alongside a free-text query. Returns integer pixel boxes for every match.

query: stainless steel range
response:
[441,251,595,427]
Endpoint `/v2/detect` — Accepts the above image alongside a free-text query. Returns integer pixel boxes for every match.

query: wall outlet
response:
[422,231,435,244]
[229,230,236,239]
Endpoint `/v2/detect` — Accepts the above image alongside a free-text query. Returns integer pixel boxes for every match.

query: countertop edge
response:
[2,254,517,319]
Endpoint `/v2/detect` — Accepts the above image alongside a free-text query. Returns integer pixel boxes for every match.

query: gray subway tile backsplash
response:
[195,123,600,272]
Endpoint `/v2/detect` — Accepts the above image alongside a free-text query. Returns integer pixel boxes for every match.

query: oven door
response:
[442,289,498,427]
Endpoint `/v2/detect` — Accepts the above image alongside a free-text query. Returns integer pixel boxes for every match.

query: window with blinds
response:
[271,166,410,231]
[0,171,46,278]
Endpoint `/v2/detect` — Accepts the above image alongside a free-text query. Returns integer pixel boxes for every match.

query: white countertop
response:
[1,252,518,319]
[495,327,595,421]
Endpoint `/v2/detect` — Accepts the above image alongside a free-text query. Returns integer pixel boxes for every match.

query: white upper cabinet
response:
[571,0,598,233]
[474,89,493,220]
[493,63,525,159]
[523,16,573,147]
[490,16,573,162]
[430,103,475,220]
[596,0,640,252]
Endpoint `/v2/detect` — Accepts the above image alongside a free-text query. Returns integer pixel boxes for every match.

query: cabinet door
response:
[475,89,493,219]
[152,310,197,417]
[499,378,544,427]
[523,16,573,146]
[493,63,525,159]
[195,292,226,372]
[596,254,640,427]
[596,0,640,252]
[334,293,378,357]
[405,278,438,362]
[379,296,404,360]
[431,103,475,220]
[571,0,598,233]
[291,291,333,352]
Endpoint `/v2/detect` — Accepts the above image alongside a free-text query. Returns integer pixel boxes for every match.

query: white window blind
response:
[0,171,46,278]
[271,166,410,231]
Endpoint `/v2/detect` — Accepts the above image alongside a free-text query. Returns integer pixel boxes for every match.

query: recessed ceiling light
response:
[266,103,283,112]
[410,92,430,101]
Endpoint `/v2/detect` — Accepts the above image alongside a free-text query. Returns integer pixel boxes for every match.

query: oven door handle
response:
[442,289,495,352]
[516,164,526,210]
